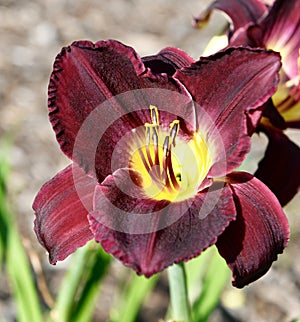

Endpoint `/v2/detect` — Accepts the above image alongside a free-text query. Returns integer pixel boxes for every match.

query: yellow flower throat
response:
[130,105,212,202]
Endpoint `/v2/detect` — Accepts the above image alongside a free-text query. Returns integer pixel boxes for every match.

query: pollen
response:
[130,106,212,202]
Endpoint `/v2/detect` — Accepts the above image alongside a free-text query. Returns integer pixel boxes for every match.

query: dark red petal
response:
[285,119,300,129]
[229,23,265,48]
[262,0,300,79]
[49,40,193,182]
[33,164,96,264]
[255,128,300,206]
[142,47,194,76]
[194,0,267,31]
[88,169,236,277]
[175,47,281,176]
[216,172,289,288]
[261,98,286,130]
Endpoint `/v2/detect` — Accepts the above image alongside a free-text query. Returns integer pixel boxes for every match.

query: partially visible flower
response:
[195,0,300,205]
[194,0,267,34]
[33,40,288,287]
[195,0,300,100]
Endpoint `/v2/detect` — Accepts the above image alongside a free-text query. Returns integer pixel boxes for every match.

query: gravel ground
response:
[1,0,300,321]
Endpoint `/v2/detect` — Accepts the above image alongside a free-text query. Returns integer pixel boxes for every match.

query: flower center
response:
[130,106,212,202]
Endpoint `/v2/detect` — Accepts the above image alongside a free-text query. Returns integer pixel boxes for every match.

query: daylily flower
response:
[33,39,289,288]
[195,0,300,205]
[194,0,268,34]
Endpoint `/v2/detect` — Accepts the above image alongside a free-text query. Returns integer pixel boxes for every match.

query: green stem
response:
[168,262,191,322]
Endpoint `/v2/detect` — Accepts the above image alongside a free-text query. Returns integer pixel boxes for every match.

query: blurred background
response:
[0,0,300,321]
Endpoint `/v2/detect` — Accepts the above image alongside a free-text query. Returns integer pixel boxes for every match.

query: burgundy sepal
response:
[33,164,96,263]
[216,172,289,288]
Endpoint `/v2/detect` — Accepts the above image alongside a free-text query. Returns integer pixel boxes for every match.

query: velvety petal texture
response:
[48,40,192,181]
[261,0,300,79]
[89,169,236,277]
[174,47,281,176]
[33,164,96,263]
[194,0,267,31]
[216,172,289,288]
[142,47,194,76]
[198,0,300,80]
[255,128,300,206]
[261,98,286,130]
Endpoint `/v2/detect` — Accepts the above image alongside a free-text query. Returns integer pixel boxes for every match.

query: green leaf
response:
[110,272,159,322]
[0,145,10,267]
[70,246,111,322]
[6,229,43,322]
[0,144,43,322]
[191,247,230,322]
[53,242,111,322]
[185,247,216,292]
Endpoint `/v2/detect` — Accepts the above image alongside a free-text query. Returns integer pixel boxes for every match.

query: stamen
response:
[163,135,170,157]
[161,135,179,190]
[169,120,179,147]
[168,121,181,189]
[149,105,160,165]
[162,136,170,186]
[152,126,160,165]
[150,105,159,125]
[277,93,297,113]
[152,127,158,146]
[131,104,211,202]
[166,148,180,190]
[137,146,151,173]
[135,105,183,198]
[133,130,152,174]
[145,122,151,146]
[145,123,154,168]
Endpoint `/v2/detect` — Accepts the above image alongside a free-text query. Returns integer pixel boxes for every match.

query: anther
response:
[152,126,159,165]
[150,105,159,125]
[169,120,179,147]
[163,135,170,157]
[139,106,182,194]
[152,127,158,147]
